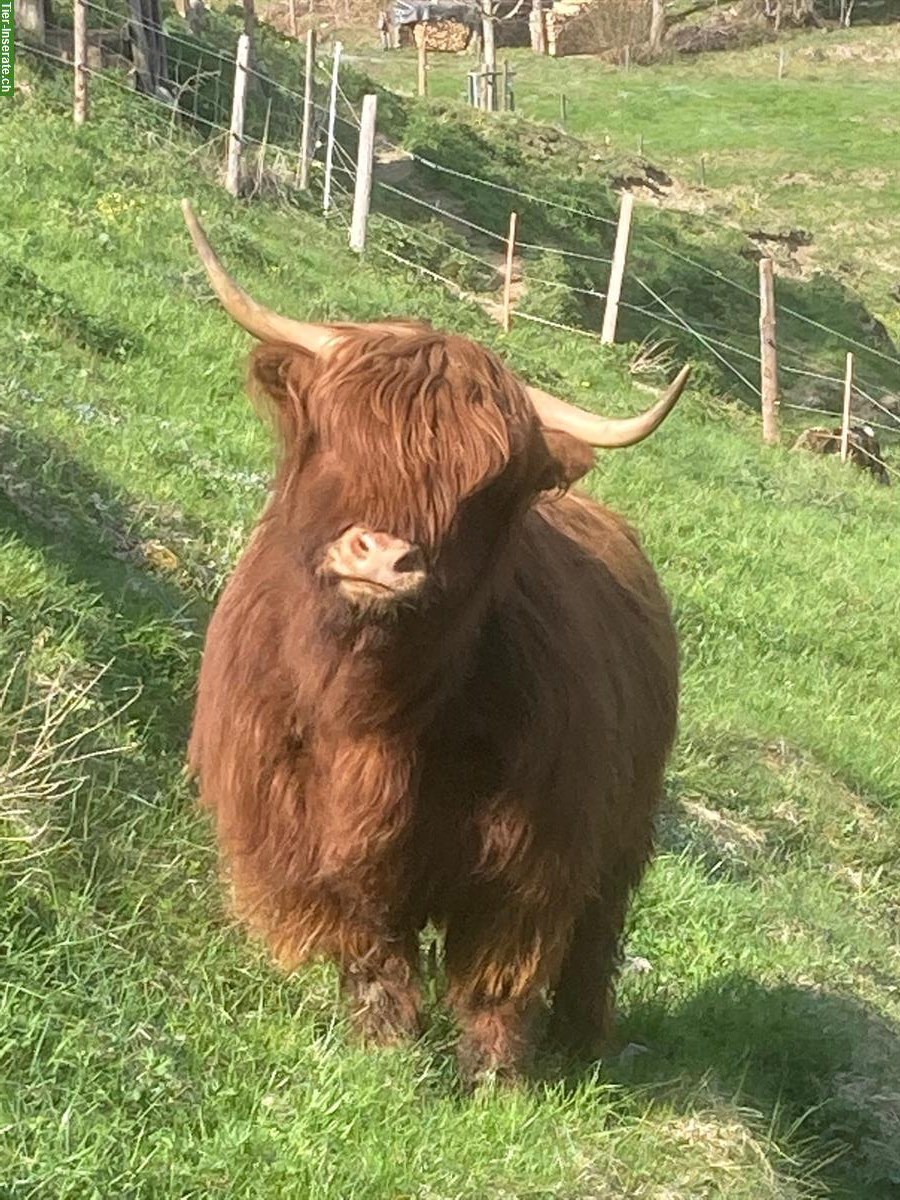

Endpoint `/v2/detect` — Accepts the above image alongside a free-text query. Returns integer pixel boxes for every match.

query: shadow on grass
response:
[3,423,897,1198]
[657,726,900,897]
[0,419,211,758]
[564,977,900,1200]
[0,261,145,359]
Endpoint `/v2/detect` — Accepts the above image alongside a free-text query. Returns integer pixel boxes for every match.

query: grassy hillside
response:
[3,46,900,1200]
[25,5,900,411]
[357,26,900,345]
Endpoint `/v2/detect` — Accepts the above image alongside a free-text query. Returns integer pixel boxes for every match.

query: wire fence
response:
[19,18,900,481]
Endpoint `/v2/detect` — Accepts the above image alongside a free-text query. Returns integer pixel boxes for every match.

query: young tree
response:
[649,0,665,53]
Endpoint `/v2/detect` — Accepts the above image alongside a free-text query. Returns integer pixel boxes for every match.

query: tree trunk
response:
[15,0,47,41]
[649,0,665,54]
[129,0,154,92]
[188,0,206,33]
[481,0,495,110]
[128,0,168,93]
[529,0,547,53]
[151,0,168,86]
[174,0,205,27]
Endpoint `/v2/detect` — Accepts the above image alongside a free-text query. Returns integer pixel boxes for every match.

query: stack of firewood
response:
[413,19,473,50]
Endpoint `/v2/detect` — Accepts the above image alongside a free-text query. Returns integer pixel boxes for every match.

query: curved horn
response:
[526,363,691,449]
[181,199,339,354]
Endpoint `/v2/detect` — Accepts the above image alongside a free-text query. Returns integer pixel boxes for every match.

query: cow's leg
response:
[229,868,424,1047]
[550,835,653,1059]
[548,893,624,1059]
[450,992,545,1086]
[444,898,570,1085]
[338,925,423,1047]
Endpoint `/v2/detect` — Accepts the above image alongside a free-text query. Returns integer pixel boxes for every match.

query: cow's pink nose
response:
[330,525,427,596]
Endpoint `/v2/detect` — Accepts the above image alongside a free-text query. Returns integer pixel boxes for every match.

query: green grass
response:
[357,26,900,343]
[3,45,900,1200]
[34,3,900,406]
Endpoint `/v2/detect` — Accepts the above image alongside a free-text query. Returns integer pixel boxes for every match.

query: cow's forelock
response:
[303,330,537,550]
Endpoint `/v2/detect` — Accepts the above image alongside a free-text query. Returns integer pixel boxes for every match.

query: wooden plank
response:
[225,33,250,197]
[298,27,316,190]
[502,210,518,333]
[349,94,378,253]
[601,191,634,345]
[758,257,780,445]
[74,0,89,124]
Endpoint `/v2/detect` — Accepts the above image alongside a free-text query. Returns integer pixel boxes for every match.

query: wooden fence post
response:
[349,94,378,253]
[298,27,316,190]
[502,211,518,333]
[322,39,342,214]
[759,257,780,445]
[601,191,634,345]
[840,352,854,464]
[288,0,298,37]
[417,35,428,97]
[74,0,89,124]
[226,33,250,197]
[559,92,567,125]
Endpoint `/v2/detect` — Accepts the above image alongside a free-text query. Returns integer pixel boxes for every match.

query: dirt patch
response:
[374,139,416,185]
[741,226,819,279]
[680,798,767,858]
[611,161,673,198]
[787,375,900,425]
[634,174,719,218]
[776,171,819,189]
[832,1009,900,1186]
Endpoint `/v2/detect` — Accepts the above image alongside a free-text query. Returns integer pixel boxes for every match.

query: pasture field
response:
[4,29,900,1200]
[356,25,900,343]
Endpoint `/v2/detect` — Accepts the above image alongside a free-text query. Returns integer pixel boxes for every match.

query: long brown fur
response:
[189,325,679,1081]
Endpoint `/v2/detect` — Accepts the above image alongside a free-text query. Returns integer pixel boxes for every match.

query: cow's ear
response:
[248,343,318,448]
[538,428,596,492]
[248,342,318,407]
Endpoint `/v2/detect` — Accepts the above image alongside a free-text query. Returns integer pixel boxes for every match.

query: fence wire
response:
[409,152,620,229]
[19,31,900,476]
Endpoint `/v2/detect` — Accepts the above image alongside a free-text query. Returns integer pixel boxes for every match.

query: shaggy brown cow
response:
[182,200,686,1082]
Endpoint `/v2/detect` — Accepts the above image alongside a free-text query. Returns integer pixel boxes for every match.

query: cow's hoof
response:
[456,1036,527,1090]
[344,976,424,1048]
